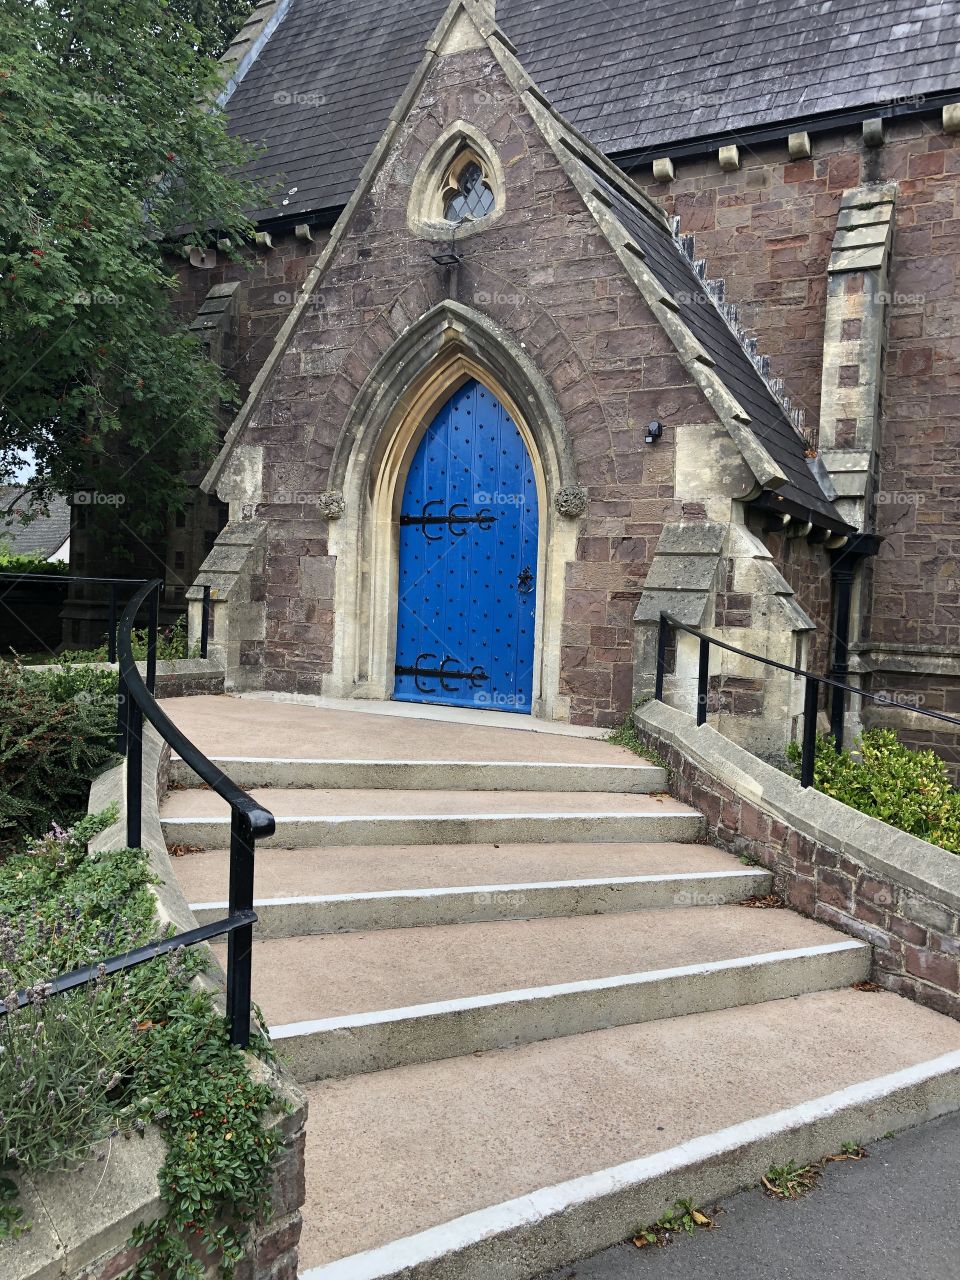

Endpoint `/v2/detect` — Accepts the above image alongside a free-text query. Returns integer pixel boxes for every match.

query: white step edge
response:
[300,1048,960,1280]
[168,757,668,794]
[270,940,869,1081]
[189,868,772,935]
[161,810,704,849]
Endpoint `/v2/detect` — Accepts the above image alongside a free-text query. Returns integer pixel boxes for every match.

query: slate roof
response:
[0,488,71,559]
[589,172,847,527]
[225,0,960,222]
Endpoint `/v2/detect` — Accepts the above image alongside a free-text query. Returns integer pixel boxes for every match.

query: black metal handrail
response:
[654,612,960,789]
[1,579,273,1048]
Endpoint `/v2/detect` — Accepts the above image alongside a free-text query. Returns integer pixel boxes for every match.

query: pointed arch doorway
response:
[394,379,538,713]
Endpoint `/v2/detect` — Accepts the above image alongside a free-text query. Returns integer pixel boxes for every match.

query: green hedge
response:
[788,728,960,855]
[0,552,70,577]
[0,661,118,858]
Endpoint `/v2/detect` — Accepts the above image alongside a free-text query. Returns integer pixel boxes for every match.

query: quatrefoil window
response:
[442,153,496,224]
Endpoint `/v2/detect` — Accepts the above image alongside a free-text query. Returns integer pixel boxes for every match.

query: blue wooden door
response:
[394,380,538,713]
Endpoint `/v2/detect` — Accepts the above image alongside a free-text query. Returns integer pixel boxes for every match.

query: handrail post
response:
[200,585,211,659]
[126,695,143,846]
[107,583,118,664]
[226,809,255,1048]
[696,634,710,727]
[146,581,159,696]
[800,675,819,788]
[654,614,668,701]
[116,672,128,756]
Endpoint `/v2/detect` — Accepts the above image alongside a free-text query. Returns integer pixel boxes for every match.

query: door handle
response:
[517,565,534,594]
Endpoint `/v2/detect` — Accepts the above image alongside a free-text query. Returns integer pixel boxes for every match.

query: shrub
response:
[0,552,70,577]
[53,613,195,664]
[0,660,118,858]
[0,814,281,1271]
[788,728,960,855]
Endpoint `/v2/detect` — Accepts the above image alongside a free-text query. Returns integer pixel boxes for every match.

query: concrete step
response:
[218,908,869,1080]
[295,989,960,1279]
[168,756,668,793]
[183,842,771,935]
[161,789,703,849]
[161,694,634,764]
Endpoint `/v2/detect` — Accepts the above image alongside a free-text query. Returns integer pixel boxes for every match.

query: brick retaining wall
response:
[635,700,960,1021]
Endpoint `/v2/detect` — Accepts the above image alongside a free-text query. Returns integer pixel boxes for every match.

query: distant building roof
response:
[0,488,71,560]
[223,0,960,222]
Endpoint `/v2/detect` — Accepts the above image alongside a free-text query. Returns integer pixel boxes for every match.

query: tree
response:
[173,0,257,58]
[0,0,264,545]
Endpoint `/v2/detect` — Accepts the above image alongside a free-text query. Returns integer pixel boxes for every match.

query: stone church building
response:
[139,0,960,759]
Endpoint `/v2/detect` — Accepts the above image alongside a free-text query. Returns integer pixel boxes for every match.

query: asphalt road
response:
[539,1112,960,1280]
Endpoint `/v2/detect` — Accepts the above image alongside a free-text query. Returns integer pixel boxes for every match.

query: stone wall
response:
[635,699,960,1021]
[634,115,960,749]
[220,40,739,726]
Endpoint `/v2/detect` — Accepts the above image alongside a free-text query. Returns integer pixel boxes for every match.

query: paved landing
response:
[159,695,636,764]
[537,1111,960,1280]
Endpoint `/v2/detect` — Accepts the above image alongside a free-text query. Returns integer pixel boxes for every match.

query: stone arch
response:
[324,301,582,720]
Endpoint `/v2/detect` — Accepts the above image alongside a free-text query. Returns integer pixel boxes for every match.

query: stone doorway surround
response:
[321,301,582,721]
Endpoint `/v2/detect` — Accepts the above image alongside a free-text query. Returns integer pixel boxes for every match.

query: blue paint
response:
[394,379,538,713]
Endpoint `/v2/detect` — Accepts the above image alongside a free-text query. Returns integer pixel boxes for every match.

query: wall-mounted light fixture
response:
[645,420,663,444]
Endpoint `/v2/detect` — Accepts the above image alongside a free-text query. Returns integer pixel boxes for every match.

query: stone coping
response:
[636,699,960,915]
[2,719,304,1280]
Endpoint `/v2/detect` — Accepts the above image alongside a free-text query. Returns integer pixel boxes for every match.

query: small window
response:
[443,155,496,224]
[408,123,505,239]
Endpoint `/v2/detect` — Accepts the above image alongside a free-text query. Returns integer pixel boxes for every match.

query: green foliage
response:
[0,0,265,538]
[633,1198,713,1247]
[0,815,280,1268]
[0,660,119,857]
[787,728,960,855]
[607,710,669,773]
[0,551,69,576]
[762,1158,818,1199]
[173,0,257,57]
[55,615,195,664]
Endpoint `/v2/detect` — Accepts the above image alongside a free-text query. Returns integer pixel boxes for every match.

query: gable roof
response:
[590,173,843,527]
[206,0,849,533]
[0,488,71,559]
[224,0,960,223]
